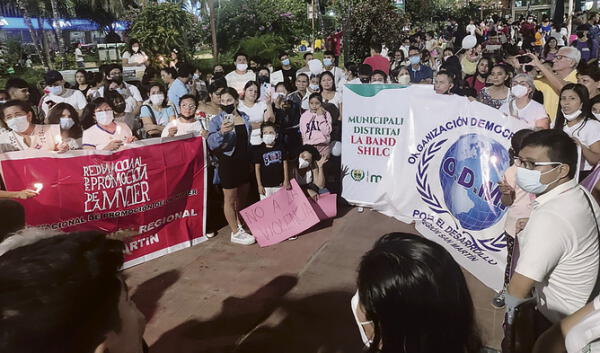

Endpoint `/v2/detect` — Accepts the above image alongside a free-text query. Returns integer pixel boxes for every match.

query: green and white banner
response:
[342,84,528,291]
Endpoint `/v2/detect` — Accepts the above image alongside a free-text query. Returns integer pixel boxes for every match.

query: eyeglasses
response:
[555,55,569,61]
[514,157,561,170]
[181,104,197,109]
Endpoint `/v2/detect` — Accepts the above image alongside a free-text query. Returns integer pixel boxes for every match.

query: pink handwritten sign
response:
[240,180,320,247]
[310,193,337,220]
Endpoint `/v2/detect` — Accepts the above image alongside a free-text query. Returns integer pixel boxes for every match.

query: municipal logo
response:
[351,169,365,181]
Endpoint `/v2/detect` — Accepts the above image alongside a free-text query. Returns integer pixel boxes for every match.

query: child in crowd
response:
[300,93,332,158]
[253,121,290,200]
[492,128,535,309]
[295,144,328,201]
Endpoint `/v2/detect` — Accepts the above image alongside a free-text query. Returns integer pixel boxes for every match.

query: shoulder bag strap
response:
[582,189,600,303]
[142,105,157,125]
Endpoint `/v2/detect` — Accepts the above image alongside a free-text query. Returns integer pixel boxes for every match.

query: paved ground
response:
[125,206,504,353]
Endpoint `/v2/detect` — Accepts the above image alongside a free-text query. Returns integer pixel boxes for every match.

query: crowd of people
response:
[4,10,600,353]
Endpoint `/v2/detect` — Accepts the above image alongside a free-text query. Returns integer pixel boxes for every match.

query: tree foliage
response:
[213,0,310,55]
[342,0,407,63]
[128,3,204,62]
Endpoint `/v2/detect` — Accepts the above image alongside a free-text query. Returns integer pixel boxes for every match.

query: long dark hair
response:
[81,97,114,129]
[46,102,83,139]
[358,233,481,353]
[319,71,337,92]
[554,83,595,134]
[543,37,558,58]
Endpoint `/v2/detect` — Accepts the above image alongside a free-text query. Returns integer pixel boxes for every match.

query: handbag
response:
[502,189,600,353]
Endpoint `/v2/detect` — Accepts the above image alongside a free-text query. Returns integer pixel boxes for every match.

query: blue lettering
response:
[442,157,456,177]
[457,168,474,188]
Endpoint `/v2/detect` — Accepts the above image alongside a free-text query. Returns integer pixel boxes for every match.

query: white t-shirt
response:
[516,179,600,323]
[0,124,60,151]
[499,100,548,128]
[160,119,204,137]
[82,122,133,151]
[75,48,84,62]
[324,66,345,88]
[237,100,267,123]
[566,296,600,353]
[41,88,87,116]
[225,70,255,94]
[237,100,267,145]
[122,50,148,65]
[466,24,477,35]
[563,119,600,171]
[323,91,343,110]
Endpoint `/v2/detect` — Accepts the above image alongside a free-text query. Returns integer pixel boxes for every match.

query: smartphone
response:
[223,114,234,124]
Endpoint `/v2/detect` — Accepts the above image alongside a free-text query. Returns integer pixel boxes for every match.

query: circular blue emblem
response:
[439,133,509,231]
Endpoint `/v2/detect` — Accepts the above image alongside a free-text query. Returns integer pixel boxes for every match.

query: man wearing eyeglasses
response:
[506,129,600,328]
[525,47,580,123]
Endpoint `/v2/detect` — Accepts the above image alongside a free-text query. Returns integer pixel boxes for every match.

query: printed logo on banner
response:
[415,131,509,254]
[349,169,382,183]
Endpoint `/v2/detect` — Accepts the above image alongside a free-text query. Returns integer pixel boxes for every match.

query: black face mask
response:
[111,75,123,85]
[213,72,224,80]
[258,75,270,84]
[221,104,235,114]
[113,102,126,114]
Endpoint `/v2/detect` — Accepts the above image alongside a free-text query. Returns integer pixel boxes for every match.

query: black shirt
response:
[282,67,298,92]
[252,143,288,187]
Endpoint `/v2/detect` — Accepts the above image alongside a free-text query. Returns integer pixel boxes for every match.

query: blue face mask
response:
[281,59,290,66]
[409,56,421,65]
[323,58,333,66]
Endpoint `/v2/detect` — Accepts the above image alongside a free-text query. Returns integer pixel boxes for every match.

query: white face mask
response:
[48,85,63,95]
[562,107,582,121]
[262,134,276,145]
[351,291,373,347]
[511,85,529,98]
[236,63,248,72]
[516,165,561,194]
[7,115,30,133]
[95,110,114,126]
[309,84,320,91]
[398,74,410,85]
[60,117,75,130]
[298,157,310,169]
[150,94,165,106]
[0,100,6,105]
[594,112,600,119]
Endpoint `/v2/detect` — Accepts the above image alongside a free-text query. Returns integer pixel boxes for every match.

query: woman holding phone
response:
[207,87,255,246]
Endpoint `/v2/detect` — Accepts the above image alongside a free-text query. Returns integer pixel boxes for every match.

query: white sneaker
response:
[206,232,215,238]
[230,229,256,245]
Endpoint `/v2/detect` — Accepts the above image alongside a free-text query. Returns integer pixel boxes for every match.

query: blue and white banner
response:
[342,85,528,291]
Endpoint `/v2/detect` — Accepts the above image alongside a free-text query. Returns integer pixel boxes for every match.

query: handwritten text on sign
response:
[240,180,320,247]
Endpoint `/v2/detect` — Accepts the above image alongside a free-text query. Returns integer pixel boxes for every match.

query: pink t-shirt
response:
[504,165,535,237]
[363,55,390,75]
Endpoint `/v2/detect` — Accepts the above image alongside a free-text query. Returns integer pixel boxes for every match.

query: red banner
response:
[0,136,207,268]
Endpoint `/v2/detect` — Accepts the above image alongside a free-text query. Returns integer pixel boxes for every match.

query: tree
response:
[213,0,310,56]
[128,2,204,62]
[341,0,407,63]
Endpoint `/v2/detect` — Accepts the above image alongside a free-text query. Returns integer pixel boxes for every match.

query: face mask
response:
[60,117,75,130]
[562,108,582,121]
[111,75,123,85]
[527,19,533,23]
[116,87,129,96]
[516,165,561,194]
[262,134,276,145]
[150,94,165,105]
[281,59,290,66]
[443,55,451,61]
[193,74,200,80]
[309,84,320,91]
[323,58,333,67]
[409,55,421,65]
[236,63,248,72]
[398,74,410,85]
[213,72,224,79]
[7,115,30,133]
[95,110,114,125]
[594,112,600,119]
[258,76,270,84]
[221,104,235,114]
[48,85,63,95]
[298,157,310,169]
[351,291,373,347]
[132,46,139,52]
[113,102,126,114]
[511,85,529,98]
[0,100,6,105]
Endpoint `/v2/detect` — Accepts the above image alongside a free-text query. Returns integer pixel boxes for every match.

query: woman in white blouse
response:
[81,98,135,151]
[319,71,343,118]
[237,81,275,145]
[499,73,550,129]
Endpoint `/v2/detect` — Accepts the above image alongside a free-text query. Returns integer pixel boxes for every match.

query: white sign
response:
[342,84,529,291]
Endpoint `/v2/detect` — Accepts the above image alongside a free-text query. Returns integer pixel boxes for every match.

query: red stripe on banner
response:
[0,136,207,267]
